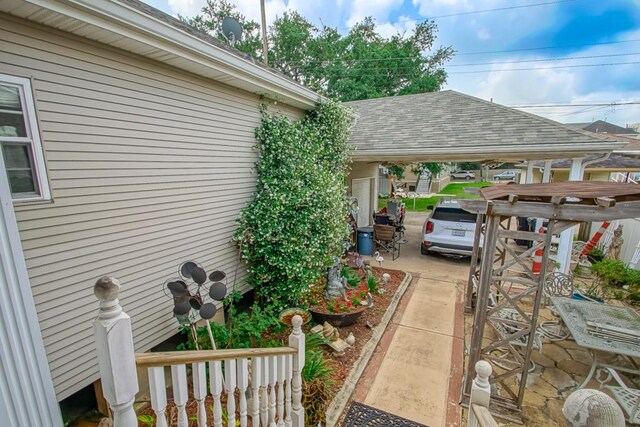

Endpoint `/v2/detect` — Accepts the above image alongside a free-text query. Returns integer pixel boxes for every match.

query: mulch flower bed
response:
[321,267,405,394]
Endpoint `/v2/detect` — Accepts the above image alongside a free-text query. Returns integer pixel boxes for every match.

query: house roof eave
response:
[351,141,627,163]
[2,0,320,109]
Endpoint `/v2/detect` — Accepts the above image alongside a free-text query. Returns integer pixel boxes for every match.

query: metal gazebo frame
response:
[459,182,640,419]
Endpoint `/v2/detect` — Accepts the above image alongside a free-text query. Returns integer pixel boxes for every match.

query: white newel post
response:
[288,315,305,427]
[468,360,492,427]
[93,277,139,427]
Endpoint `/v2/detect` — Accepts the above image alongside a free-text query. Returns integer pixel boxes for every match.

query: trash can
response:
[357,226,374,255]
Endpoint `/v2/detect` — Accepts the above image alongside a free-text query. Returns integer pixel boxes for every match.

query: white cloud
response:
[376,15,417,38]
[347,0,404,27]
[168,0,206,16]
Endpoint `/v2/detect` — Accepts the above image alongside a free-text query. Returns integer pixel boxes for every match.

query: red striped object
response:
[580,221,611,258]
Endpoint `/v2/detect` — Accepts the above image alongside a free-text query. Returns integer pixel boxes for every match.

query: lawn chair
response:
[373,224,400,260]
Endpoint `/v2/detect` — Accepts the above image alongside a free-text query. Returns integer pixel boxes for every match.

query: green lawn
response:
[378,182,492,212]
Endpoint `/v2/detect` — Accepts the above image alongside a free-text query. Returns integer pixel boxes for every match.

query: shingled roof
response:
[583,120,638,135]
[532,153,640,170]
[344,91,625,162]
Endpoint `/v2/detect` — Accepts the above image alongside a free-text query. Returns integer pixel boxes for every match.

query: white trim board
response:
[0,149,62,426]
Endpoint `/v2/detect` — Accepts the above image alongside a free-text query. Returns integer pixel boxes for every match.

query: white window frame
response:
[0,73,50,202]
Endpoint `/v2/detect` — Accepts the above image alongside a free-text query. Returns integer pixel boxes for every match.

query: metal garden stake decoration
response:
[164,261,227,350]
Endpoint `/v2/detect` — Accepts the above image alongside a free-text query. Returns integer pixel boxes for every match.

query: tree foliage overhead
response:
[184,1,454,101]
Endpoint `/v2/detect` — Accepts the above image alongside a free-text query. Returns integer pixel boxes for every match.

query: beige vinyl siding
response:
[0,13,304,400]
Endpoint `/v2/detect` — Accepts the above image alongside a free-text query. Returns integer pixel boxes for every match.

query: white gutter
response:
[351,141,627,158]
[13,0,320,109]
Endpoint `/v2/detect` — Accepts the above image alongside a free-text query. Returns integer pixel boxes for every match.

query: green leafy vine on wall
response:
[235,100,353,309]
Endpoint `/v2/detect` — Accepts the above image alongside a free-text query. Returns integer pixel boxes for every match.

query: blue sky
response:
[143,0,640,126]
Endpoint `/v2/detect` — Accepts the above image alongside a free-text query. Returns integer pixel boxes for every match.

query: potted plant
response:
[304,259,371,327]
[307,284,369,327]
[586,245,605,263]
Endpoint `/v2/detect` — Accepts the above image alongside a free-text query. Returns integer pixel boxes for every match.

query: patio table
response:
[550,296,640,389]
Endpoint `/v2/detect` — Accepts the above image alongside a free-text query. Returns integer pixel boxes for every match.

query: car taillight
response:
[425,220,434,234]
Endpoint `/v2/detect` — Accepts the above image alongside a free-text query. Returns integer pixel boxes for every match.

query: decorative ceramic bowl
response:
[278,307,312,326]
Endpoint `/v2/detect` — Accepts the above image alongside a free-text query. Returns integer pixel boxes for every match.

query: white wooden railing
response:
[467,361,498,427]
[611,172,638,184]
[93,276,305,427]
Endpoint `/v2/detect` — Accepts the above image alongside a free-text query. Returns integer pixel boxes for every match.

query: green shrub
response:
[591,259,640,288]
[591,259,640,305]
[178,303,285,350]
[235,100,353,309]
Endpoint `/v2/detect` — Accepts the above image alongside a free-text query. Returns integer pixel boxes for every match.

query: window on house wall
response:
[0,74,50,201]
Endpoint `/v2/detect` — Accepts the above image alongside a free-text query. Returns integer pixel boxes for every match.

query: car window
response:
[432,207,477,222]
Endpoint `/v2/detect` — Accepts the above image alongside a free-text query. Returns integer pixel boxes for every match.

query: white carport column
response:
[557,158,584,273]
[535,160,553,231]
[525,161,535,184]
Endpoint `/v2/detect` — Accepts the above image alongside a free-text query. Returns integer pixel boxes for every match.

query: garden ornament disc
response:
[167,280,188,297]
[209,270,226,282]
[179,261,198,279]
[200,303,217,320]
[209,282,227,301]
[191,267,207,285]
[173,301,191,315]
[189,297,202,310]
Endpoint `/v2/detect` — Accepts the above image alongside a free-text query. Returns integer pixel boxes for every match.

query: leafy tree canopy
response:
[184,1,454,101]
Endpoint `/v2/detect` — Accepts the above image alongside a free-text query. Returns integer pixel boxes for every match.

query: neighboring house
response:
[565,120,639,138]
[527,154,640,183]
[0,0,319,424]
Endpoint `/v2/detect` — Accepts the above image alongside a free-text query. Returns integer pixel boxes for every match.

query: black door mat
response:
[342,402,429,426]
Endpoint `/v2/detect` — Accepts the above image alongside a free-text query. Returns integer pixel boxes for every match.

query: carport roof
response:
[344,91,626,163]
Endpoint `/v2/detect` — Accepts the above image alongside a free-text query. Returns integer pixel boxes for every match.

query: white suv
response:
[450,170,475,180]
[421,199,481,257]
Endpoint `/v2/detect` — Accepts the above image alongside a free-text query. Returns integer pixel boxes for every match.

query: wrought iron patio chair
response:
[373,224,400,260]
[597,367,640,424]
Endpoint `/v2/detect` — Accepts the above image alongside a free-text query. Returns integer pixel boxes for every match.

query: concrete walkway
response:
[352,212,469,426]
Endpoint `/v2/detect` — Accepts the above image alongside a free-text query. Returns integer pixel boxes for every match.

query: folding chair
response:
[373,224,400,260]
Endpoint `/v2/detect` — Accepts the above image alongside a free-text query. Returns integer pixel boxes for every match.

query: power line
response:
[336,0,577,30]
[447,52,640,67]
[275,40,640,66]
[457,38,640,56]
[307,61,640,78]
[448,60,640,74]
[508,101,640,108]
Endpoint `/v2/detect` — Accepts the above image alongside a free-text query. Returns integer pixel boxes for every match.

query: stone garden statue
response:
[606,225,624,261]
[326,257,347,299]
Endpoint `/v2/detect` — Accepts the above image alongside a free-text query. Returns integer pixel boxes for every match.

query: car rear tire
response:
[421,246,429,255]
[465,176,471,180]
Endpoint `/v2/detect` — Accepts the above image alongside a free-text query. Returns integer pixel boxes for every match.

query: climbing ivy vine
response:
[235,100,353,308]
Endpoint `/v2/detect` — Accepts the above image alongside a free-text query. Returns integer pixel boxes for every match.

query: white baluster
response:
[284,355,292,427]
[261,357,269,427]
[148,367,168,427]
[210,361,224,427]
[276,355,285,427]
[237,358,249,427]
[171,365,189,427]
[251,357,261,427]
[225,359,237,427]
[93,277,139,427]
[468,360,492,427]
[269,356,277,427]
[288,316,305,427]
[193,362,208,427]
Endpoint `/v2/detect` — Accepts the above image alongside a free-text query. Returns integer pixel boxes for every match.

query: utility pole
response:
[260,0,268,65]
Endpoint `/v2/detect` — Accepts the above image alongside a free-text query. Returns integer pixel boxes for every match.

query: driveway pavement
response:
[353,212,469,426]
